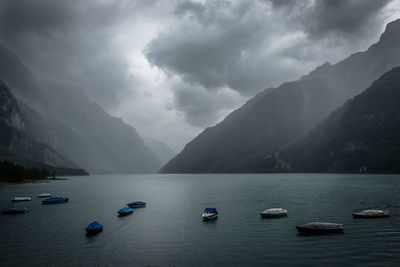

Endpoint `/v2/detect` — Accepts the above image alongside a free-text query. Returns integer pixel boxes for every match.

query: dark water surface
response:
[1,174,400,266]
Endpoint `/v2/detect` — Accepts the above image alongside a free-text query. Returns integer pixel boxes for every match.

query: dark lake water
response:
[1,173,400,266]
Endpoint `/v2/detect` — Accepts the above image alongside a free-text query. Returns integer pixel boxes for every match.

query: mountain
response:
[0,44,161,173]
[143,137,176,165]
[276,67,400,173]
[0,80,74,168]
[161,19,400,173]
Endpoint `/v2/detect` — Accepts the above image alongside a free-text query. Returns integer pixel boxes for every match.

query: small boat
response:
[42,197,69,204]
[11,197,31,202]
[1,208,28,215]
[127,201,146,208]
[37,193,52,198]
[118,207,133,216]
[202,207,218,221]
[260,208,287,218]
[86,221,103,235]
[296,222,344,234]
[353,209,390,218]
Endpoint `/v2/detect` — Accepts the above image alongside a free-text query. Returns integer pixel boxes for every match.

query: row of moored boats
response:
[86,201,147,235]
[204,207,390,234]
[2,194,146,235]
[2,196,391,234]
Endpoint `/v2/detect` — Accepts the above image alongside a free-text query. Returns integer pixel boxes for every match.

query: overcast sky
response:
[0,0,399,151]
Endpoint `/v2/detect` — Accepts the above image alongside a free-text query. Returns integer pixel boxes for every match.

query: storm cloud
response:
[0,0,398,150]
[146,0,392,96]
[0,0,159,107]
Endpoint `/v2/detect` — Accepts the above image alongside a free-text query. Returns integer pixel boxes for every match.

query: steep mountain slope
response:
[161,19,400,173]
[278,67,400,173]
[143,137,176,165]
[0,80,74,168]
[0,44,161,173]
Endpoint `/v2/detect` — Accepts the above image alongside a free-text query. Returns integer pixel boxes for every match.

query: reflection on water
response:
[0,173,400,266]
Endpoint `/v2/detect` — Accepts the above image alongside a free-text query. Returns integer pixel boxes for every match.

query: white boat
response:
[353,209,389,218]
[260,208,287,218]
[202,207,218,221]
[37,193,52,198]
[11,197,31,202]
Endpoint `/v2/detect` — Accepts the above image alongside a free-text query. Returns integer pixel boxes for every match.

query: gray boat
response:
[296,222,344,234]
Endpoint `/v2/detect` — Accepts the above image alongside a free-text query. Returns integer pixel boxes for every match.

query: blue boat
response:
[42,197,69,204]
[2,208,28,215]
[202,207,218,221]
[127,201,146,208]
[118,207,133,216]
[86,221,103,235]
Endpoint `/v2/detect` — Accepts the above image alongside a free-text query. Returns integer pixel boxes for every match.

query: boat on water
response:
[42,197,69,204]
[260,208,287,218]
[1,208,28,215]
[353,209,390,218]
[118,207,133,216]
[127,201,146,208]
[37,193,52,198]
[11,197,31,202]
[296,222,344,234]
[202,207,218,221]
[86,221,103,235]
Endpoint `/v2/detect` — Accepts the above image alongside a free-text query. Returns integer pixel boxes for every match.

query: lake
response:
[1,173,400,266]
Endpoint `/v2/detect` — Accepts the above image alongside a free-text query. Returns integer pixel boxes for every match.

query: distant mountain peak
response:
[378,18,400,44]
[301,61,332,79]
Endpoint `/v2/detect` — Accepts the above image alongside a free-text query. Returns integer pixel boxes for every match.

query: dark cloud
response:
[302,0,391,38]
[172,82,244,128]
[0,0,157,108]
[146,0,295,95]
[146,0,394,126]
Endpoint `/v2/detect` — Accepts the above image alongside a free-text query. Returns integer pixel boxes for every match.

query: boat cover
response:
[2,208,26,213]
[128,201,145,205]
[262,208,287,214]
[301,222,343,229]
[86,221,103,231]
[354,210,389,216]
[118,207,133,213]
[12,197,31,201]
[42,197,68,203]
[204,207,218,214]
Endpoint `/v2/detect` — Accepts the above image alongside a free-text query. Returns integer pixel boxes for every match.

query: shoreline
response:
[0,177,69,185]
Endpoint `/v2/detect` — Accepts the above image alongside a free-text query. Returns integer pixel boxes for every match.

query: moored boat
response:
[353,209,390,218]
[42,197,69,204]
[127,201,146,208]
[260,208,287,218]
[37,193,52,198]
[202,207,218,221]
[1,207,28,215]
[118,207,133,216]
[296,222,344,234]
[11,197,31,202]
[86,221,103,235]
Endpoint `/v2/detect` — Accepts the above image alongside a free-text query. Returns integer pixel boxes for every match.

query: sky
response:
[0,0,399,151]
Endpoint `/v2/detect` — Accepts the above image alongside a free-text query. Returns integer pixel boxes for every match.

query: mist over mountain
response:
[277,67,400,173]
[161,19,400,173]
[0,44,161,174]
[143,137,176,165]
